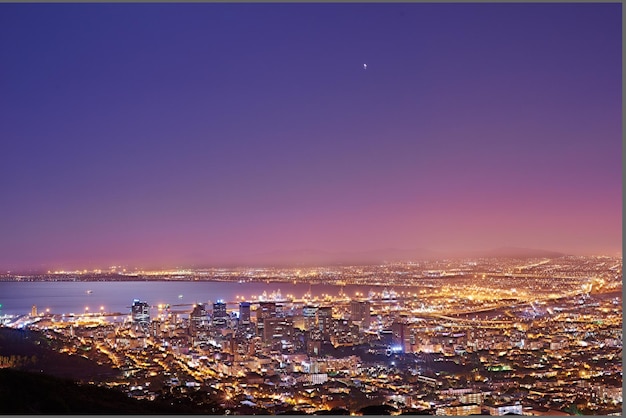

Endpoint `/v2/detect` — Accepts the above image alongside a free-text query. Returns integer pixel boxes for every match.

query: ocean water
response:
[0,280,408,316]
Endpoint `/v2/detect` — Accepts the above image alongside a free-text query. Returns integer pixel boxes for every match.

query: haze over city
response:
[0,3,621,271]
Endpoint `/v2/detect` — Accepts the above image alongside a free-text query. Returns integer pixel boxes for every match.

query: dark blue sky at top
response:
[0,3,621,270]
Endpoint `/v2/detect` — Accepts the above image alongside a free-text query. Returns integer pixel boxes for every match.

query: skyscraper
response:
[257,302,277,335]
[131,299,150,324]
[262,316,294,348]
[258,302,277,319]
[239,302,251,326]
[317,306,333,340]
[302,305,318,331]
[391,321,413,353]
[307,329,323,356]
[213,300,228,328]
[190,303,209,333]
[350,300,371,329]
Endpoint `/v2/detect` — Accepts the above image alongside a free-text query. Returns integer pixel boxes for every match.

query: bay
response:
[0,281,411,317]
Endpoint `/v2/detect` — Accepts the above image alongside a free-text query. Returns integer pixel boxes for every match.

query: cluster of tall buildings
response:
[127,297,455,359]
[130,298,374,356]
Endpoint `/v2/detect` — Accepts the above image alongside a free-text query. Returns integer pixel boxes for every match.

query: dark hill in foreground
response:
[0,368,216,414]
[0,326,119,382]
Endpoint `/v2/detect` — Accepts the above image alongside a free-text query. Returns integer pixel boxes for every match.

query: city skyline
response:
[0,3,621,271]
[1,255,622,415]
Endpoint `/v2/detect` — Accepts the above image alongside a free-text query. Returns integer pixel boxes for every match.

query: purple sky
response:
[0,3,622,271]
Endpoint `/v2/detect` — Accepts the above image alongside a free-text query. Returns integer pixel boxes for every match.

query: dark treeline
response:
[0,368,221,414]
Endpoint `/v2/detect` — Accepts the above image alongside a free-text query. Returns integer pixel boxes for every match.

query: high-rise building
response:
[307,329,323,356]
[239,302,251,326]
[391,321,413,353]
[350,300,371,329]
[213,301,228,328]
[317,306,333,340]
[262,316,294,348]
[302,305,318,331]
[131,299,150,324]
[257,302,277,335]
[258,302,277,320]
[31,305,37,317]
[190,304,209,333]
[150,319,162,338]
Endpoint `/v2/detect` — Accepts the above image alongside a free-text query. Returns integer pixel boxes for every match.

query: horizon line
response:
[3,248,622,275]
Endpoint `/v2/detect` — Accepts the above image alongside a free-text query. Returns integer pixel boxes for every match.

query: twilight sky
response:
[0,3,622,270]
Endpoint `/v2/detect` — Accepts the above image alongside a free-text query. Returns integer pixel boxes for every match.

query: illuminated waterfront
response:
[0,255,621,415]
